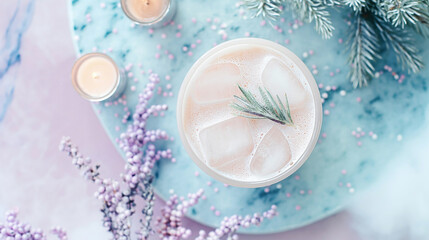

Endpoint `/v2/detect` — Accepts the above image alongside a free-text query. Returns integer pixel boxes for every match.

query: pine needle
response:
[343,0,367,11]
[290,0,335,39]
[231,85,293,126]
[347,12,381,88]
[374,14,424,73]
[381,0,424,28]
[244,0,284,22]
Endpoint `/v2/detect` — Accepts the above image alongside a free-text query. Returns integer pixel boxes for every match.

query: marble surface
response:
[1,0,428,239]
[0,0,360,239]
[69,0,429,234]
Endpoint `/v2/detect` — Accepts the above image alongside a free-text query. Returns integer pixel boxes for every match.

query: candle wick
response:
[92,72,101,80]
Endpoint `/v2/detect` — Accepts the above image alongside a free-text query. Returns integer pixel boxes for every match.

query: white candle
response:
[121,0,176,26]
[71,53,126,101]
[177,38,323,188]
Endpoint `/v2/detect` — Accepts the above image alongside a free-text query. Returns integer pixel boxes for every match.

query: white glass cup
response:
[177,38,323,188]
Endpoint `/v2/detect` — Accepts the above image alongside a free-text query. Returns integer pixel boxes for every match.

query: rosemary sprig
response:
[231,85,293,125]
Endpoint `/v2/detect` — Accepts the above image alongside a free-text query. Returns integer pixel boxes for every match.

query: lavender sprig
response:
[0,209,67,240]
[156,189,205,239]
[60,73,171,240]
[196,205,278,240]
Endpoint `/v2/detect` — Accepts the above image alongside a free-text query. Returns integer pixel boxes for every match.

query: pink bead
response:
[286,193,291,197]
[264,188,270,193]
[194,171,199,177]
[341,169,347,175]
[356,97,362,102]
[322,133,327,138]
[176,32,182,38]
[161,33,166,39]
[210,206,215,211]
[357,141,362,146]
[215,211,220,216]
[177,24,183,29]
[295,205,301,211]
[295,175,300,180]
[324,110,330,115]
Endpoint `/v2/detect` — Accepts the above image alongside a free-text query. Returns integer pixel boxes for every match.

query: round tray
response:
[69,0,429,233]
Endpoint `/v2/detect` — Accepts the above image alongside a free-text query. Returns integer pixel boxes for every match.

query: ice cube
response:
[191,63,242,105]
[250,127,291,177]
[262,58,309,110]
[199,117,254,168]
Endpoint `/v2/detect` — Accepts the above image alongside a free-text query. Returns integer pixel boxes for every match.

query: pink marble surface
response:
[0,0,374,239]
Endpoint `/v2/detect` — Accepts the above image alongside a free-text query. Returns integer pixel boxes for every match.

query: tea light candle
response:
[121,0,176,26]
[71,53,126,101]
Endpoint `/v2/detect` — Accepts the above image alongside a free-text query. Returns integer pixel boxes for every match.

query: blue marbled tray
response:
[69,0,429,233]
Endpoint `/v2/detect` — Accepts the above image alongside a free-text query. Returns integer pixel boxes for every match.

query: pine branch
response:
[290,0,335,39]
[381,0,425,28]
[347,12,381,88]
[244,0,284,22]
[413,5,429,37]
[413,21,429,37]
[374,14,424,73]
[321,0,342,6]
[343,0,366,11]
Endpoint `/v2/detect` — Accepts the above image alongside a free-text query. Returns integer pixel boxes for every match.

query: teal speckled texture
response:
[69,0,429,234]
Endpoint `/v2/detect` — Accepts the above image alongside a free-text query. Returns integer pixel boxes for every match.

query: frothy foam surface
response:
[182,44,316,181]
